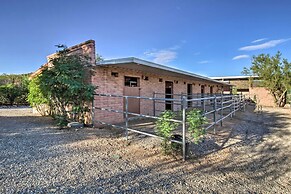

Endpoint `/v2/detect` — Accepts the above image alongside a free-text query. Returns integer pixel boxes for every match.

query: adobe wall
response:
[92,66,224,125]
[249,87,276,107]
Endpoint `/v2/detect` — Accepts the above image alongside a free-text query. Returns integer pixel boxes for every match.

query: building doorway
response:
[124,76,140,115]
[187,84,193,107]
[201,85,205,97]
[210,86,213,95]
[165,81,173,110]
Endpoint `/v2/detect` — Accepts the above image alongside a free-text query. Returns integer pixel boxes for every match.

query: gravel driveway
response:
[0,106,290,193]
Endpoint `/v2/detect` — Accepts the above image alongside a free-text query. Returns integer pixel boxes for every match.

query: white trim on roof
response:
[210,75,259,80]
[96,57,230,86]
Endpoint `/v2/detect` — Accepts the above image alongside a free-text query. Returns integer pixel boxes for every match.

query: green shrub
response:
[156,110,179,154]
[187,109,208,144]
[0,74,29,105]
[28,77,49,114]
[0,84,20,105]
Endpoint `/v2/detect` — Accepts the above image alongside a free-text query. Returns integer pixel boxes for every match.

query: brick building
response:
[32,40,230,124]
[211,76,276,107]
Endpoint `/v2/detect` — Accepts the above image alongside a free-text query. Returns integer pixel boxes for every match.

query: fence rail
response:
[93,93,246,161]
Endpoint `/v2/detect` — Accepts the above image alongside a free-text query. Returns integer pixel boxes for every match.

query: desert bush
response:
[187,109,208,144]
[156,109,208,155]
[156,110,179,154]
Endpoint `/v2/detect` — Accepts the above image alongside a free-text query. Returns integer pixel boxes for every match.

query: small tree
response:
[28,49,95,127]
[27,77,49,114]
[187,109,208,144]
[242,51,291,107]
[15,76,29,105]
[156,111,179,154]
[0,74,29,105]
[0,84,20,105]
[156,109,208,155]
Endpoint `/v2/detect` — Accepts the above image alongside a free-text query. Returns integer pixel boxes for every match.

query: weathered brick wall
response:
[249,87,276,107]
[92,66,224,124]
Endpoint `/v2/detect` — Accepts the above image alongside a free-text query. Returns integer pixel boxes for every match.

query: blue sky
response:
[1,0,291,76]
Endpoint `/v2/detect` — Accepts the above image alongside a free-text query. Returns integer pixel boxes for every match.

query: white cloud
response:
[251,38,267,43]
[239,38,291,51]
[232,55,250,60]
[198,60,210,64]
[145,49,177,64]
[144,42,185,64]
[153,50,177,64]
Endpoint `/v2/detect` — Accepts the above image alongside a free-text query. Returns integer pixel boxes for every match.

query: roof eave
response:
[97,57,230,86]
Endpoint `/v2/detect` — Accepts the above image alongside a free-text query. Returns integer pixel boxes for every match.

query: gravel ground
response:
[0,106,290,193]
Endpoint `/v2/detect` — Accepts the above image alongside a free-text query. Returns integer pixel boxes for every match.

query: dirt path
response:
[0,106,290,193]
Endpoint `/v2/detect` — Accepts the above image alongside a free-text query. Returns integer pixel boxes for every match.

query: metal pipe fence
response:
[93,93,246,161]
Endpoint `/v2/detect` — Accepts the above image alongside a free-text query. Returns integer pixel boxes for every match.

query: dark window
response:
[125,76,140,87]
[159,78,163,82]
[111,72,119,77]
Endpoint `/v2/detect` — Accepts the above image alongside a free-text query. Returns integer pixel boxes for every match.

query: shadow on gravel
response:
[86,105,291,192]
[187,105,290,180]
[0,114,123,166]
[1,106,290,192]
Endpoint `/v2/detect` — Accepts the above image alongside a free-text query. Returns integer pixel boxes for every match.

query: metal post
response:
[233,95,236,116]
[203,98,206,113]
[230,96,233,118]
[191,93,193,108]
[196,93,199,107]
[220,94,223,126]
[125,96,129,141]
[243,94,246,111]
[213,95,217,133]
[180,93,183,111]
[240,94,242,110]
[91,95,95,127]
[153,92,156,116]
[182,96,187,161]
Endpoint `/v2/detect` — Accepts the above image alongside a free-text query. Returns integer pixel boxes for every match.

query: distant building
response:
[211,76,276,107]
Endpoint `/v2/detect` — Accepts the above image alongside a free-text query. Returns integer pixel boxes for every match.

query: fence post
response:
[230,95,233,118]
[203,97,206,113]
[125,96,129,141]
[238,94,241,110]
[191,93,194,108]
[243,94,246,111]
[92,95,95,127]
[213,95,217,133]
[153,92,156,116]
[180,93,183,111]
[220,94,223,126]
[182,96,187,161]
[233,95,236,116]
[196,93,199,107]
